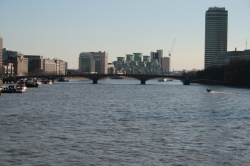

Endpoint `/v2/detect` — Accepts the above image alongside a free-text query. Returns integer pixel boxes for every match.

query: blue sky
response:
[0,0,249,70]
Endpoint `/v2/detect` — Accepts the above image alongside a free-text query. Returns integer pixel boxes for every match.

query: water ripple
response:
[1,80,250,165]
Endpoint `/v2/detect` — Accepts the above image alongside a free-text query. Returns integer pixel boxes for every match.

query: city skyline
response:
[0,0,249,71]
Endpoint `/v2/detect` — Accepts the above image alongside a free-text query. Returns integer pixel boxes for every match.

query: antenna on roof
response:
[246,38,248,50]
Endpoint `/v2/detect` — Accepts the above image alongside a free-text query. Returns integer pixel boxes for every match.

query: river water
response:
[0,79,250,165]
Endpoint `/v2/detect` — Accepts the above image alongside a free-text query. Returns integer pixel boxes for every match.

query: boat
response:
[17,79,26,85]
[158,78,167,82]
[25,78,39,87]
[34,78,41,85]
[0,85,17,93]
[16,84,27,93]
[16,80,27,91]
[58,77,70,82]
[40,79,52,84]
[206,88,212,92]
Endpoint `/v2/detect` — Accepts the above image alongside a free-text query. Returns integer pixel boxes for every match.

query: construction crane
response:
[168,39,176,56]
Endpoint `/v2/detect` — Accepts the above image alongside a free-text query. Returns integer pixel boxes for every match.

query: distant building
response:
[161,57,170,72]
[150,52,158,60]
[143,55,150,62]
[126,54,134,61]
[54,59,66,75]
[133,53,142,62]
[92,51,108,74]
[108,63,115,74]
[8,56,28,76]
[2,48,67,76]
[150,50,163,66]
[79,52,95,73]
[157,50,163,66]
[3,63,14,77]
[3,49,29,76]
[205,7,228,68]
[211,49,250,66]
[23,55,44,73]
[65,62,68,71]
[117,57,125,62]
[3,48,23,64]
[79,51,108,74]
[0,36,2,77]
[66,69,80,75]
[43,58,56,74]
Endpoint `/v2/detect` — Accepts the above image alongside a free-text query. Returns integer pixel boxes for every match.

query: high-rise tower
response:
[205,7,228,69]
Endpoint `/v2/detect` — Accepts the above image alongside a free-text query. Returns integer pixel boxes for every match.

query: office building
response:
[90,51,108,74]
[126,54,134,61]
[23,55,43,73]
[54,59,66,75]
[43,58,57,74]
[3,63,14,77]
[150,52,158,60]
[205,7,228,68]
[133,53,142,62]
[150,50,163,66]
[161,57,170,72]
[79,51,108,74]
[157,50,163,66]
[79,52,95,73]
[3,48,23,65]
[0,37,2,77]
[117,57,125,62]
[108,63,115,74]
[7,56,28,76]
[211,49,250,66]
[143,56,150,62]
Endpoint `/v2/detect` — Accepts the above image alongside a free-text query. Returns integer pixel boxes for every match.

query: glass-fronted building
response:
[205,7,228,69]
[133,53,142,62]
[126,54,134,62]
[79,52,95,73]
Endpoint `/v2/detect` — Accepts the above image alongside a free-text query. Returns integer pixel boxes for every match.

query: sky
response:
[0,0,249,70]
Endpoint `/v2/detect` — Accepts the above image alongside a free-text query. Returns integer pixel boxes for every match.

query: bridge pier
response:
[93,74,98,84]
[141,75,146,84]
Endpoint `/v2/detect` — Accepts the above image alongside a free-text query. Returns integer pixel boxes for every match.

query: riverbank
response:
[193,81,250,89]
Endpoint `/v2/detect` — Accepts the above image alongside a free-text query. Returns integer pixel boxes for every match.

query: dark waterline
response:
[1,79,250,165]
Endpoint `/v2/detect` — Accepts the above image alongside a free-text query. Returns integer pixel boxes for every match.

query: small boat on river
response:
[158,78,167,82]
[16,84,27,93]
[25,79,39,87]
[0,85,17,93]
[40,79,52,84]
[58,77,70,82]
[206,88,212,92]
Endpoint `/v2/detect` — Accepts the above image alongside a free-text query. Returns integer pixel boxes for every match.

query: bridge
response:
[3,74,225,85]
[4,74,192,85]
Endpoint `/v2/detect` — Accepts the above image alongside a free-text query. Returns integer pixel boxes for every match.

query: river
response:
[1,79,250,165]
